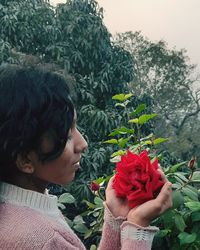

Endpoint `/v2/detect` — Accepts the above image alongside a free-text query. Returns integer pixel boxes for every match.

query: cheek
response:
[54,149,74,175]
[58,148,72,167]
[34,144,75,185]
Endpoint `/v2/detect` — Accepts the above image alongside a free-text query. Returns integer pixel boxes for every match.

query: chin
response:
[59,174,75,186]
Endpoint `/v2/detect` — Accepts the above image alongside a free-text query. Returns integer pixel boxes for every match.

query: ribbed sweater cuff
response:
[103,202,126,231]
[121,221,159,244]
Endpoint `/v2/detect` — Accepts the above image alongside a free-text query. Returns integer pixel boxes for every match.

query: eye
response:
[67,135,72,141]
[66,128,73,142]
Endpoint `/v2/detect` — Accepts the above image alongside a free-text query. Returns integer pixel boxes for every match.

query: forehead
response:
[74,110,77,120]
[71,110,77,127]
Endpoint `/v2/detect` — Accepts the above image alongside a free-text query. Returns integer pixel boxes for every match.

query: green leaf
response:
[182,187,199,201]
[103,139,118,144]
[175,213,186,232]
[73,215,85,225]
[145,140,152,145]
[93,211,100,217]
[153,137,168,145]
[109,127,134,136]
[111,150,126,157]
[118,137,130,148]
[185,201,200,211]
[140,133,154,141]
[174,176,184,185]
[74,223,88,234]
[162,209,175,228]
[115,103,126,108]
[58,193,75,204]
[112,93,133,101]
[90,245,97,250]
[90,221,97,227]
[138,114,157,125]
[130,104,146,117]
[157,229,171,238]
[94,177,105,185]
[175,172,188,182]
[172,183,182,189]
[83,200,95,209]
[57,203,66,210]
[84,229,93,239]
[64,217,73,227]
[191,171,200,183]
[168,161,187,173]
[124,93,134,99]
[128,118,139,124]
[191,211,200,222]
[110,155,121,163]
[94,197,103,207]
[178,232,197,245]
[172,191,184,208]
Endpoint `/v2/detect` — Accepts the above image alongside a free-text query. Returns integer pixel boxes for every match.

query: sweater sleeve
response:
[120,221,159,250]
[42,231,86,250]
[98,203,126,250]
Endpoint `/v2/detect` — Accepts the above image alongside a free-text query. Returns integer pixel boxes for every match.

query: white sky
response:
[51,0,200,71]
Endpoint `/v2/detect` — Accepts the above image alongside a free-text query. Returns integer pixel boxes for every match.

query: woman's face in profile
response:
[27,116,88,186]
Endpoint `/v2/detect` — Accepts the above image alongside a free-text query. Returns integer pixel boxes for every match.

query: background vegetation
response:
[1,0,200,249]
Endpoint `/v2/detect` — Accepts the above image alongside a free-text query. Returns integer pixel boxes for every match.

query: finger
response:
[156,182,172,204]
[106,175,115,192]
[157,169,168,183]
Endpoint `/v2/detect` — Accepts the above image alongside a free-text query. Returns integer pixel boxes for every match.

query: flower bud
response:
[90,181,100,191]
[188,156,196,170]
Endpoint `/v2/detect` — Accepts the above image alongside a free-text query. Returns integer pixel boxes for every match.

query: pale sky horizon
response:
[51,0,200,72]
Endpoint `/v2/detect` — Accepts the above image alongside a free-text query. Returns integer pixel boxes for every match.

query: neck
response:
[4,174,48,194]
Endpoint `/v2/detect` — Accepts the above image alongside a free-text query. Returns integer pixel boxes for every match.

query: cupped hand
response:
[105,176,130,218]
[105,170,172,224]
[127,181,172,227]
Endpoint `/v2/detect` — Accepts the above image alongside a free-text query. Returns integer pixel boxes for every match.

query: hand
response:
[105,170,172,224]
[105,176,130,218]
[127,180,172,227]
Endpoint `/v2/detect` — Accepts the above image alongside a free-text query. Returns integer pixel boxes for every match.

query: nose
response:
[74,129,88,153]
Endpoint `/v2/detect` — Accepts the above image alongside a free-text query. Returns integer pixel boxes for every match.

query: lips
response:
[73,162,80,169]
[72,158,81,170]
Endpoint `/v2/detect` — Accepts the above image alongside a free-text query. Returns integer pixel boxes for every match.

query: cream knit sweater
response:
[0,182,158,249]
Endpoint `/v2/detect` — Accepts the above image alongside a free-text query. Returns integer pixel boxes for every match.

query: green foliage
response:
[0,0,55,55]
[63,94,166,248]
[115,31,200,164]
[62,94,200,249]
[153,165,200,249]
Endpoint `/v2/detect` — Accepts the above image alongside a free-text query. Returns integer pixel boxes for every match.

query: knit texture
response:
[0,181,72,231]
[121,221,158,250]
[0,203,85,250]
[0,182,159,249]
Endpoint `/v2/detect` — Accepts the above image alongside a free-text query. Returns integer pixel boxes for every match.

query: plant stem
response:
[97,189,105,201]
[176,169,195,191]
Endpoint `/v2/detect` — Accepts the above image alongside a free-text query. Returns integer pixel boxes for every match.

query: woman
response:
[0,64,172,249]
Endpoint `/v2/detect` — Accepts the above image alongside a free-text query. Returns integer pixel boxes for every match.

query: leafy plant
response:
[60,94,200,249]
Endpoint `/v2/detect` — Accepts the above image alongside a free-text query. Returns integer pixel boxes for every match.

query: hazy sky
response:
[51,0,200,70]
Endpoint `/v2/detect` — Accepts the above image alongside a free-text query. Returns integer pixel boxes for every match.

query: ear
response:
[16,154,34,174]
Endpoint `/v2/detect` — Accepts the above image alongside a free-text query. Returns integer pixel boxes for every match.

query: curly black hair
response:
[0,64,74,180]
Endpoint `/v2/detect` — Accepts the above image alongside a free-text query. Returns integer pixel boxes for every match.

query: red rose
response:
[90,181,100,191]
[112,150,164,208]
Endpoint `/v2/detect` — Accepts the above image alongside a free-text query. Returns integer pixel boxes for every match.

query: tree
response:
[52,0,135,200]
[115,31,200,162]
[0,0,55,55]
[0,0,135,199]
